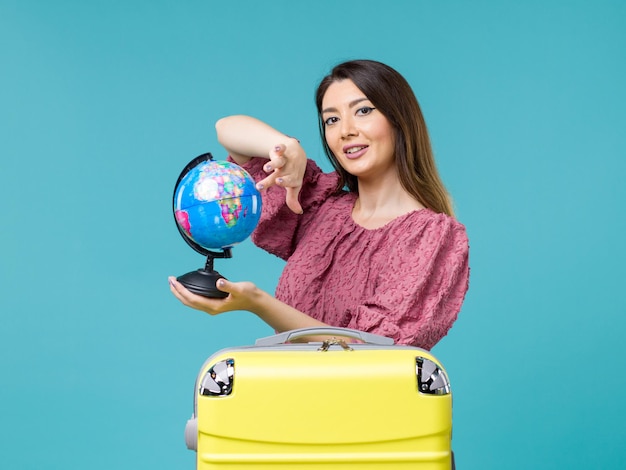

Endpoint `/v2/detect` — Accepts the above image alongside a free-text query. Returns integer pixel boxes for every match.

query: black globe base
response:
[177,269,228,299]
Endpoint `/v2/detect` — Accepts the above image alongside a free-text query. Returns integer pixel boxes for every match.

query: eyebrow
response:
[322,97,369,114]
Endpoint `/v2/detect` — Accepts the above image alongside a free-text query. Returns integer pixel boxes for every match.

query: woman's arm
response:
[216,115,306,214]
[216,115,295,165]
[169,276,328,334]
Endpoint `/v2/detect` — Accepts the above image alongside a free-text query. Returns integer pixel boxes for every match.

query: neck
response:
[352,175,424,229]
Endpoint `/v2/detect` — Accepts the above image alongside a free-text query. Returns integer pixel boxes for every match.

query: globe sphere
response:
[174,160,262,251]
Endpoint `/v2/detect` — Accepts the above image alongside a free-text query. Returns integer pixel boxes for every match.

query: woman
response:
[169,60,469,349]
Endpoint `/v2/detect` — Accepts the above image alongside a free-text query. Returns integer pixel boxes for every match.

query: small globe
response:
[174,158,262,251]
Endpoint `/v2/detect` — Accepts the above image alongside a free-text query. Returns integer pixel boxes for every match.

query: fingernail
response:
[276,177,284,184]
[274,145,281,151]
[256,183,264,190]
[265,164,272,172]
[217,279,225,287]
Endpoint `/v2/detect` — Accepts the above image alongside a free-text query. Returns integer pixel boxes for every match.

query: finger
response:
[169,277,201,302]
[276,174,305,189]
[169,276,185,296]
[215,277,232,293]
[285,186,303,214]
[256,171,278,191]
[271,144,285,157]
[267,144,290,171]
[169,277,195,305]
[265,155,286,173]
[169,277,220,310]
[169,281,185,302]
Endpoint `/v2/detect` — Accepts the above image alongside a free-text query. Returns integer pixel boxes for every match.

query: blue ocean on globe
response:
[174,160,262,250]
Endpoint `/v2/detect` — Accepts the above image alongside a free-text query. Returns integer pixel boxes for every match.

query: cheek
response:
[371,124,395,151]
[368,120,393,140]
[324,129,341,149]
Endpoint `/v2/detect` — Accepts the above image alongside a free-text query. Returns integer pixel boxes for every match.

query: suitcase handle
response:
[254,327,394,346]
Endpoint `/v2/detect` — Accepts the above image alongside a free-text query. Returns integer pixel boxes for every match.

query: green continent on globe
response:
[220,198,244,228]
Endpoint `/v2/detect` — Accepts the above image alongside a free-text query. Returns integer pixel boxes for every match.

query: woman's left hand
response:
[169,275,329,334]
[168,276,261,315]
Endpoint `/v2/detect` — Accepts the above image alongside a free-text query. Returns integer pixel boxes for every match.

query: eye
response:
[324,116,339,126]
[356,106,376,116]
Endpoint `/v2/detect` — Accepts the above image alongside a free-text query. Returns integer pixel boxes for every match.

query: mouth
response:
[343,145,368,159]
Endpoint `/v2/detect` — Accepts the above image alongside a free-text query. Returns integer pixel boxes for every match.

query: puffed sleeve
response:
[342,214,470,350]
[236,157,340,261]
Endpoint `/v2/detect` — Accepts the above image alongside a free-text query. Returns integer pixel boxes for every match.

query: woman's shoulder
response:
[387,208,468,245]
[414,208,466,229]
[405,208,464,226]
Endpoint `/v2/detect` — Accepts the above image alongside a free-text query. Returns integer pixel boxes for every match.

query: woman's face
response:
[321,79,396,181]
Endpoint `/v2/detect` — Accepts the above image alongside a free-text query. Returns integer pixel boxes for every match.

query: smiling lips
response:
[343,145,368,159]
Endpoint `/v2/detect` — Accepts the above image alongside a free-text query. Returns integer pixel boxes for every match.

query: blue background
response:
[1,1,624,468]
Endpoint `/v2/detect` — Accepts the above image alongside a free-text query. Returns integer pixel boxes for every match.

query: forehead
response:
[321,79,369,110]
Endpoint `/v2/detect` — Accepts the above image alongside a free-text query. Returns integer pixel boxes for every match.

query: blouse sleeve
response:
[237,157,340,260]
[342,215,470,350]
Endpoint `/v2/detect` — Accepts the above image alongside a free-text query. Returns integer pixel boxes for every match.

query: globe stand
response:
[176,248,232,299]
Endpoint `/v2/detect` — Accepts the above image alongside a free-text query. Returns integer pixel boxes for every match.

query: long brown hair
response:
[315,60,455,217]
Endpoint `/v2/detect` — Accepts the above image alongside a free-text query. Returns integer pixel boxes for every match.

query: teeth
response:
[346,146,365,154]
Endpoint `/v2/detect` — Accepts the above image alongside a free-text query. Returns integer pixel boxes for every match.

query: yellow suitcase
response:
[184,327,454,469]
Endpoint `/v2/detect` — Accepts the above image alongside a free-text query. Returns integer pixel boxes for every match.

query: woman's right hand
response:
[256,138,306,214]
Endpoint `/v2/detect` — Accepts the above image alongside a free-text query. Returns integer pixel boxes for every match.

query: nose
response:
[340,115,358,139]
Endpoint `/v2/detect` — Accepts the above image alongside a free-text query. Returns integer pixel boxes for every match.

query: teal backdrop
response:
[1,1,624,468]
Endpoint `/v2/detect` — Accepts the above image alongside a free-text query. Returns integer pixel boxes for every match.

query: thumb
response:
[215,277,232,293]
[286,186,303,214]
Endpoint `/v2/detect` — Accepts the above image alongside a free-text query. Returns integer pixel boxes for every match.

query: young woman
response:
[169,60,469,349]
